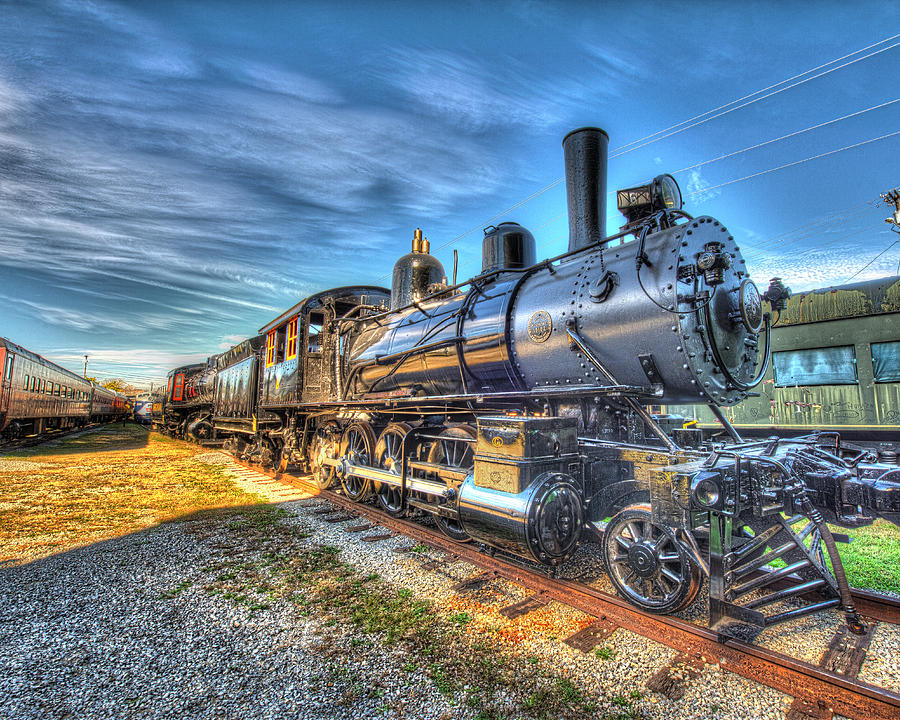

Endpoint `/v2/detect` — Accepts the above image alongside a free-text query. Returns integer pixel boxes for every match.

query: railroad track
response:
[216,451,900,720]
[0,423,104,453]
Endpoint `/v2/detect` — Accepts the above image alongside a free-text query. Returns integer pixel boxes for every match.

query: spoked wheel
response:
[602,504,702,614]
[340,422,375,502]
[373,423,412,517]
[309,424,340,490]
[426,425,476,542]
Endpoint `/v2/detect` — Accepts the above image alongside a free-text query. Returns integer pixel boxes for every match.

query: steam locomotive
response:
[156,128,900,637]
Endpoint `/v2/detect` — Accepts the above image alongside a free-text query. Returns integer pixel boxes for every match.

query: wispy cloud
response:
[684,168,721,204]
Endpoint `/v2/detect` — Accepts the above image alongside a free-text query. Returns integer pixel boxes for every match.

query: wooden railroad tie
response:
[323,513,356,523]
[312,506,338,515]
[498,594,549,619]
[452,570,496,593]
[784,618,878,720]
[644,652,706,701]
[361,532,394,542]
[295,499,326,508]
[562,618,618,652]
[392,545,416,554]
[420,558,446,571]
[345,523,375,533]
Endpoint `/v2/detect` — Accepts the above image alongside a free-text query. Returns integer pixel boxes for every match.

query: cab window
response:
[266,331,276,367]
[307,312,324,354]
[23,374,29,390]
[173,373,185,401]
[275,325,286,364]
[286,318,298,359]
[47,381,54,395]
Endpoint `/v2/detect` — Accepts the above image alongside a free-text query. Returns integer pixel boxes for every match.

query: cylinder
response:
[563,127,609,252]
[457,471,584,565]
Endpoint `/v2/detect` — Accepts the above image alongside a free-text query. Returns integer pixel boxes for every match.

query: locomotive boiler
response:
[160,126,900,638]
[346,128,763,407]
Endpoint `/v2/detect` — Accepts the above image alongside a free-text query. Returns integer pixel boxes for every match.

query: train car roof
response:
[258,285,390,335]
[773,274,900,326]
[166,362,207,378]
[216,334,265,371]
[0,337,93,386]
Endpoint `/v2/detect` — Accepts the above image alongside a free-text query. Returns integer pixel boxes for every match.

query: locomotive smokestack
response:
[563,127,609,252]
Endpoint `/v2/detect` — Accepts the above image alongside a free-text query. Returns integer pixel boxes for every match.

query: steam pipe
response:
[563,127,609,252]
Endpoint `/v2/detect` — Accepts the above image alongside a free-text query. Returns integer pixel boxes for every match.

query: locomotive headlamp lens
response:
[616,174,683,223]
[691,475,722,509]
[654,174,682,211]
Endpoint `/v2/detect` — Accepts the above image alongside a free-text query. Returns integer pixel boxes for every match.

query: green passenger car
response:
[666,275,900,449]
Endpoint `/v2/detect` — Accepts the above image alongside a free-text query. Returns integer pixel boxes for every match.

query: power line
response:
[688,129,900,196]
[612,32,900,153]
[611,39,900,158]
[741,201,876,254]
[845,237,900,281]
[672,98,899,176]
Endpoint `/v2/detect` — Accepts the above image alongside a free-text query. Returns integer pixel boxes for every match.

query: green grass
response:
[837,519,900,594]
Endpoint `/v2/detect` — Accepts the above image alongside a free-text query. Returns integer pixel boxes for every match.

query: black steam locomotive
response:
[156,128,900,636]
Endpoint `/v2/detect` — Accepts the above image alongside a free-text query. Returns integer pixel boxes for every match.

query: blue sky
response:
[0,0,898,387]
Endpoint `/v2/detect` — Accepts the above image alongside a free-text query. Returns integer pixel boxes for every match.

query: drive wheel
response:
[602,504,701,614]
[309,424,339,490]
[373,423,411,517]
[426,425,476,542]
[340,422,374,502]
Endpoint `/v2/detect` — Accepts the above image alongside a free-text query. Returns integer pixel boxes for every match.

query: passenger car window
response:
[773,346,857,386]
[872,341,900,383]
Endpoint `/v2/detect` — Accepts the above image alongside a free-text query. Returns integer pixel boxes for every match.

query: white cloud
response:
[684,169,721,205]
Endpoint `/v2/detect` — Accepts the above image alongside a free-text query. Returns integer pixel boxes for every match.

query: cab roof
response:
[258,285,390,335]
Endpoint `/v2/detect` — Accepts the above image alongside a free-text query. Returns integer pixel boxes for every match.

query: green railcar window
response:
[773,346,857,387]
[872,341,900,383]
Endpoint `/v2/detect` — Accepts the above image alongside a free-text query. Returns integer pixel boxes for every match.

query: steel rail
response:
[0,422,106,453]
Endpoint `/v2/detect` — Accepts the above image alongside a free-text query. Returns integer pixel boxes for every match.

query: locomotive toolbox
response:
[151,125,900,640]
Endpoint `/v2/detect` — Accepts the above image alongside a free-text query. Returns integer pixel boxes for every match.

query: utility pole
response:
[881,189,900,274]
[83,354,89,378]
[882,188,900,232]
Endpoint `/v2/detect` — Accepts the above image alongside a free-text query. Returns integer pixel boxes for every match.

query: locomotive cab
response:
[258,286,390,410]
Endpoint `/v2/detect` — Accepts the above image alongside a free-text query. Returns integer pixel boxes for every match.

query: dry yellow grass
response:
[0,424,261,565]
